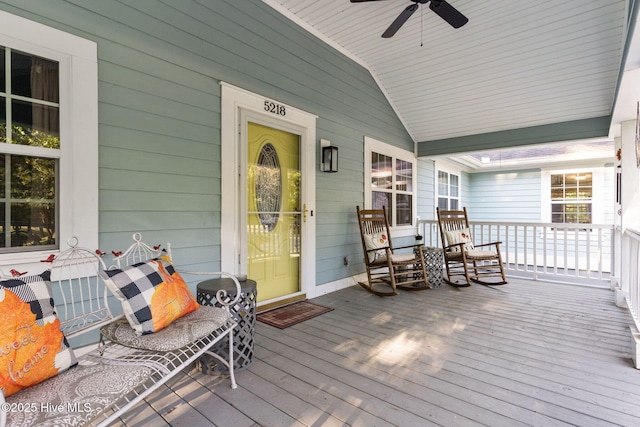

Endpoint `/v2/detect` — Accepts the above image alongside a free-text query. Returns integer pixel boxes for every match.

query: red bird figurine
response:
[10,269,27,277]
[153,245,161,250]
[41,254,55,263]
[95,249,106,256]
[112,251,122,257]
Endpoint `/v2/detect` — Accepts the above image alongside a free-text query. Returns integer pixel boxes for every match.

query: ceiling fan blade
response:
[382,3,418,38]
[429,0,468,28]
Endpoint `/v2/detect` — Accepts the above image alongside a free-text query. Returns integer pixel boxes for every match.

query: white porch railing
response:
[417,220,614,286]
[622,228,640,332]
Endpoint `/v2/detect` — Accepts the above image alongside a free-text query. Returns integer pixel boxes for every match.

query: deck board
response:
[114,278,640,426]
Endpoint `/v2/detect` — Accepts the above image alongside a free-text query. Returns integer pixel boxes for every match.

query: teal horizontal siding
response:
[467,169,542,222]
[0,0,413,286]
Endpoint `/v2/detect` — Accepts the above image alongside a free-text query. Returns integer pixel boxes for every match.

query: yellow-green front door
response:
[247,122,302,303]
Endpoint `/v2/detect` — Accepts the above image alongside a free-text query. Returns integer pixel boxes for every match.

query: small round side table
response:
[196,278,257,373]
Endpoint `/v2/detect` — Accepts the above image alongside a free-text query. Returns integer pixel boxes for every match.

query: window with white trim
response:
[437,170,460,210]
[0,11,98,264]
[542,168,608,225]
[1,46,59,251]
[550,172,592,224]
[365,136,416,229]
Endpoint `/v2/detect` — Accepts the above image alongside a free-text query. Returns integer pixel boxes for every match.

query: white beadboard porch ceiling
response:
[262,0,628,145]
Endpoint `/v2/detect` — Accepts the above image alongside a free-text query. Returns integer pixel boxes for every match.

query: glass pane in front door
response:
[247,122,301,302]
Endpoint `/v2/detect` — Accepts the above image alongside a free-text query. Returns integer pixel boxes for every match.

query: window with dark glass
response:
[550,172,592,224]
[370,151,414,226]
[0,47,59,250]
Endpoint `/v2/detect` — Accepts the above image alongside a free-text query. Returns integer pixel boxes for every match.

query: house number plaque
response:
[264,100,286,116]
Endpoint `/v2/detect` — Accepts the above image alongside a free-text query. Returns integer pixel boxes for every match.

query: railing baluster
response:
[533,224,538,280]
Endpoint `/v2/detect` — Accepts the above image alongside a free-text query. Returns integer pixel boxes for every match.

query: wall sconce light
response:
[320,139,338,173]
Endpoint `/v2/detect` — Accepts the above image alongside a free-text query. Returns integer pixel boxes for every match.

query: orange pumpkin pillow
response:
[100,252,199,335]
[0,271,77,397]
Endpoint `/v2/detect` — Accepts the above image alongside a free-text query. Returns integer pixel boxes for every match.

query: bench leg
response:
[228,326,237,389]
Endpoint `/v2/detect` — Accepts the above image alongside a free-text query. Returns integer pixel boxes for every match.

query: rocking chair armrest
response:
[365,245,392,255]
[474,241,502,249]
[444,242,465,252]
[393,243,424,252]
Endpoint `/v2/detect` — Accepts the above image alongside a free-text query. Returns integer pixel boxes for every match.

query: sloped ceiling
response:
[263,0,630,155]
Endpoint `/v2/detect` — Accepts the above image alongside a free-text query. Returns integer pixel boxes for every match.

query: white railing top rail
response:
[418,219,614,229]
[624,227,640,241]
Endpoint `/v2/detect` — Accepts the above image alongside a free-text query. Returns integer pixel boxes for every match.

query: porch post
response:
[612,136,623,296]
[616,120,640,306]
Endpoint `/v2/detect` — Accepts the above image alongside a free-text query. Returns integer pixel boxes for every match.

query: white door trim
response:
[220,82,317,300]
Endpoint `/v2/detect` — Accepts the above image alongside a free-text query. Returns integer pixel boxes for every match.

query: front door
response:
[247,122,303,304]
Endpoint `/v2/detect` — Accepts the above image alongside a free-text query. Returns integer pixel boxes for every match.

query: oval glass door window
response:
[255,142,281,231]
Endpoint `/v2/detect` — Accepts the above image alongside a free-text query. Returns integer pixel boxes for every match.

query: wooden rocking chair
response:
[437,207,507,287]
[356,206,430,296]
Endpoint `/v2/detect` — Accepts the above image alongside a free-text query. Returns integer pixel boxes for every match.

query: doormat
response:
[257,301,333,329]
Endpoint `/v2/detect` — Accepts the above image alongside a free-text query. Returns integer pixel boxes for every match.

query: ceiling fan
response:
[351,0,468,38]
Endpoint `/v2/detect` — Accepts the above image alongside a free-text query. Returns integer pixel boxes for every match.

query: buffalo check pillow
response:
[0,271,77,397]
[100,252,199,335]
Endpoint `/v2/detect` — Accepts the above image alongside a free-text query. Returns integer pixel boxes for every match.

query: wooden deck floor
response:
[114,278,640,427]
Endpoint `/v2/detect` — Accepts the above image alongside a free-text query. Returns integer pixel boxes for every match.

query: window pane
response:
[565,174,578,186]
[551,188,563,200]
[564,187,577,199]
[372,191,392,224]
[578,187,592,199]
[450,174,459,198]
[438,171,448,196]
[0,155,4,198]
[11,50,59,102]
[551,174,563,187]
[11,99,60,143]
[579,204,592,224]
[395,159,412,192]
[0,96,5,142]
[564,203,577,223]
[551,203,564,223]
[450,199,459,210]
[0,47,4,93]
[371,152,392,189]
[438,197,448,211]
[396,194,412,226]
[8,155,56,248]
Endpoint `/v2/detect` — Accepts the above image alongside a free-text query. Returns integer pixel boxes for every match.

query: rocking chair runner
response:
[436,207,507,287]
[356,205,430,296]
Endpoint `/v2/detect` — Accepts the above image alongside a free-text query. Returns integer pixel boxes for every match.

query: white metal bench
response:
[0,234,240,426]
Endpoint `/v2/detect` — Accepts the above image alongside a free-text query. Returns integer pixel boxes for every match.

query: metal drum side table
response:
[197,278,257,373]
[416,246,444,288]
